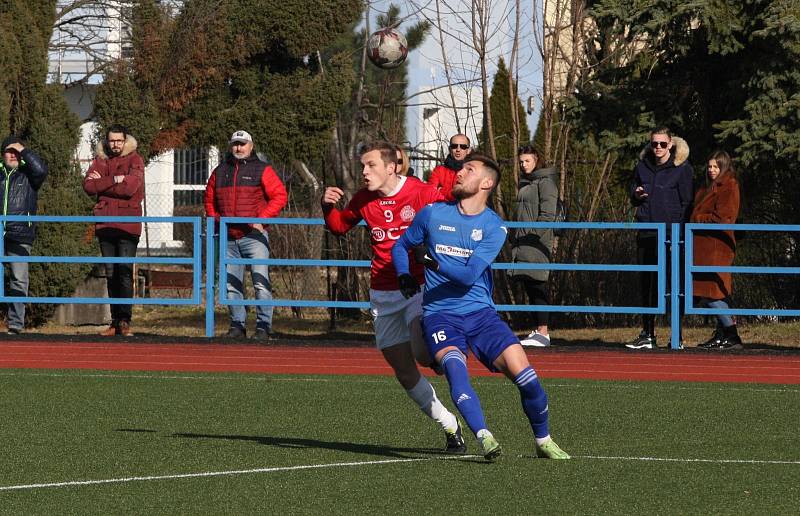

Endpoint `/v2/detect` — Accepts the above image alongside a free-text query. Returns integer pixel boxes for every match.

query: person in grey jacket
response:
[0,136,48,334]
[510,145,559,347]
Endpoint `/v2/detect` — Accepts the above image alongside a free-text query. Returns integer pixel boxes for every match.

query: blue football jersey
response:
[393,201,507,315]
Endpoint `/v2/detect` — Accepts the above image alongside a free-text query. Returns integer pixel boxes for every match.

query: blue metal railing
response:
[7,216,796,348]
[684,224,800,319]
[0,215,203,306]
[210,218,673,343]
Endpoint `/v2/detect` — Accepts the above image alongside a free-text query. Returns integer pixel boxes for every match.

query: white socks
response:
[406,376,458,432]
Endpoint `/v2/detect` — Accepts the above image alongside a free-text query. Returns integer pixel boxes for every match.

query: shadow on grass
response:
[170,431,484,462]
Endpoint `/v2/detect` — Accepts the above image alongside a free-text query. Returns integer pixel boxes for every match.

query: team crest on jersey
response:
[470,229,483,241]
[400,205,415,222]
[372,228,386,241]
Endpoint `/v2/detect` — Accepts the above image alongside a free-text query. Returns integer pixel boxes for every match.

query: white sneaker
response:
[521,330,551,347]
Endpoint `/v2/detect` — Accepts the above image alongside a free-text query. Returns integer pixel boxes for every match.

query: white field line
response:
[577,455,800,465]
[2,454,798,492]
[0,455,479,492]
[0,371,798,392]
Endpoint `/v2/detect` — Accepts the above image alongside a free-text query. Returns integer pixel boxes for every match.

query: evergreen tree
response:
[93,0,363,169]
[480,58,530,211]
[569,0,800,311]
[0,0,92,326]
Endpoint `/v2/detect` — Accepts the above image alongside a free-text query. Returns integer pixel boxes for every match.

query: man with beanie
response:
[0,136,48,334]
[428,133,471,201]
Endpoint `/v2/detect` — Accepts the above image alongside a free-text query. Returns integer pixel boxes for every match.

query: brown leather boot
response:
[118,321,134,337]
[99,324,118,337]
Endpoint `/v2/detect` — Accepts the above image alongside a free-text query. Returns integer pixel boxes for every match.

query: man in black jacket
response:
[1,136,48,334]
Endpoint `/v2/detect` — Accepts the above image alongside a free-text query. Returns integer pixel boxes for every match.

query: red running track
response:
[0,341,799,384]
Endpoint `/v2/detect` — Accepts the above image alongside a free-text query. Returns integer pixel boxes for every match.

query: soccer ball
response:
[367,28,408,69]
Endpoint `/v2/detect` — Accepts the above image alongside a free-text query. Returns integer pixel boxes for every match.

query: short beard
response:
[451,184,474,200]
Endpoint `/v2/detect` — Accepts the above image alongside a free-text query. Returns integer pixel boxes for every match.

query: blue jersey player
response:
[392,154,570,461]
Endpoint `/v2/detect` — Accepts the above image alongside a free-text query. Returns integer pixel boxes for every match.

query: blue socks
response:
[514,367,550,439]
[440,350,487,436]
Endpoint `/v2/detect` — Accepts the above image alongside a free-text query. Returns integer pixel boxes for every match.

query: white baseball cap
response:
[229,130,253,144]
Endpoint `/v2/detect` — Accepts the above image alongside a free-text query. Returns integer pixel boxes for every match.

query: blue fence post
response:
[205,218,216,338]
[0,235,4,298]
[670,223,682,350]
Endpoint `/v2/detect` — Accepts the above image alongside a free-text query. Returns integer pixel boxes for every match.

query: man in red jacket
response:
[205,130,288,340]
[83,124,144,337]
[427,133,471,200]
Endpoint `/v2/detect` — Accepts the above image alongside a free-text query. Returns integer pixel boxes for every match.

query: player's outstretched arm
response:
[321,186,361,235]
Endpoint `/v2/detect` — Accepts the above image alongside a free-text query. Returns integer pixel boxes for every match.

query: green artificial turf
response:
[0,370,797,514]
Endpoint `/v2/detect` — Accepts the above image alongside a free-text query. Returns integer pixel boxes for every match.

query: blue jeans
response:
[704,298,735,328]
[226,230,273,330]
[4,239,31,331]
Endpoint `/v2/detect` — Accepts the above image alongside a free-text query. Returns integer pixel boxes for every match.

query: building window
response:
[173,147,210,185]
[173,190,205,208]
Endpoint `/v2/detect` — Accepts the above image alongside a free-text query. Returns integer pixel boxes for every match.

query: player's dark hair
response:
[361,141,399,170]
[468,153,501,192]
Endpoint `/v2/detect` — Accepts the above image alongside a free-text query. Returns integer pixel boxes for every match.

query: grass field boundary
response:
[577,455,800,465]
[0,455,481,492]
[4,453,798,493]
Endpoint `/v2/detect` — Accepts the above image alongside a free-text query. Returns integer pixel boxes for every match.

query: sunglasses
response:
[450,143,469,150]
[650,141,669,149]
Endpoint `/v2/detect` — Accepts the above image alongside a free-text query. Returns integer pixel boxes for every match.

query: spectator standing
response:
[428,134,471,200]
[204,130,288,340]
[691,151,742,349]
[0,136,48,334]
[510,145,558,347]
[83,125,144,337]
[628,127,694,349]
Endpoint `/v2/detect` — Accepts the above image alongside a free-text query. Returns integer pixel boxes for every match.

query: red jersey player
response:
[322,141,465,454]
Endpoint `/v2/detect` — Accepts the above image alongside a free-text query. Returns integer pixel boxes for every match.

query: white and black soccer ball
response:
[367,27,409,70]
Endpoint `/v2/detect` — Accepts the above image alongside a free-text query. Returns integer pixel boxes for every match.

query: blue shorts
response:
[422,308,520,372]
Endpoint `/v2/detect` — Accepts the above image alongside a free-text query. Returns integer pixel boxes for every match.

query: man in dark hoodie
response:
[628,127,694,349]
[0,136,48,334]
[510,145,559,347]
[428,133,471,200]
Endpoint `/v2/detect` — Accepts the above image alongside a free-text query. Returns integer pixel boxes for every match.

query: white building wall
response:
[415,86,483,176]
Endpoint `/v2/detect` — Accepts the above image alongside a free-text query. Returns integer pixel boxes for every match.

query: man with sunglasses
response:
[628,127,694,349]
[428,134,471,201]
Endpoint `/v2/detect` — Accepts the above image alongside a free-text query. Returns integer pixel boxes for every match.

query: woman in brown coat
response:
[690,150,742,349]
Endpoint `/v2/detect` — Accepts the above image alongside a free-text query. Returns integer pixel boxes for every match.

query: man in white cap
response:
[204,130,288,340]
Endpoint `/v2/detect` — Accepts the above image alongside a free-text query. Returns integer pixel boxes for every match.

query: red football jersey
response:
[323,176,445,290]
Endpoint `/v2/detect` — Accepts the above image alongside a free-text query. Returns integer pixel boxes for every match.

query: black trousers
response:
[99,234,139,323]
[637,234,683,335]
[514,277,550,327]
